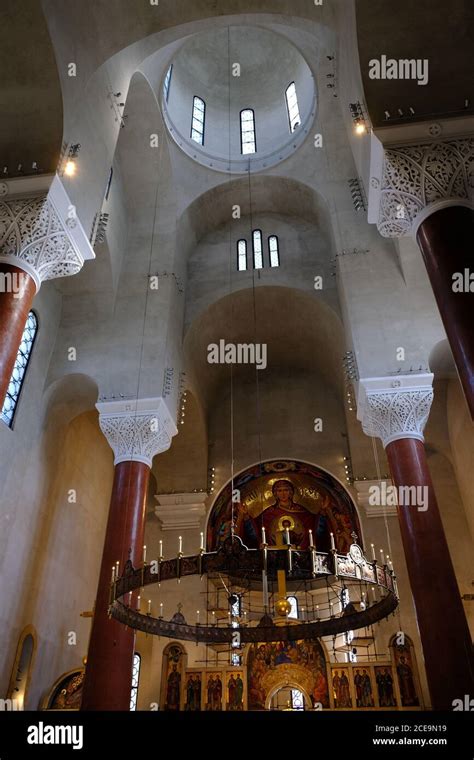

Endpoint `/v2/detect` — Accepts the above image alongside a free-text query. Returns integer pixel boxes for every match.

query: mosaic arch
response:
[207,460,362,554]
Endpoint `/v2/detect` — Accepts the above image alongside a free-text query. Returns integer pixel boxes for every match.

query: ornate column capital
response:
[0,174,94,291]
[96,397,178,467]
[369,138,474,238]
[357,374,434,448]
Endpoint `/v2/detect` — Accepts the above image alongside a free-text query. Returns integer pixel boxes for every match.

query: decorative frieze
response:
[97,397,178,467]
[0,174,94,290]
[372,138,474,238]
[357,374,434,448]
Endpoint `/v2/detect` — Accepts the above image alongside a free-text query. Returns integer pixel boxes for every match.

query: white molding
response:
[353,479,398,518]
[154,492,208,531]
[48,175,95,264]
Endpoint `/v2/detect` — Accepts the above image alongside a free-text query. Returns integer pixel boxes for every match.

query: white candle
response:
[115,560,119,577]
[261,526,266,544]
[309,529,314,548]
[330,533,336,551]
[200,532,204,550]
[285,527,290,545]
[128,592,132,605]
[147,599,151,614]
[371,586,376,601]
[316,605,320,619]
[160,602,163,617]
[137,595,141,610]
[197,610,200,624]
[143,545,146,563]
[386,555,391,568]
[159,540,163,559]
[371,543,376,560]
[179,535,183,554]
[111,566,115,583]
[380,549,384,564]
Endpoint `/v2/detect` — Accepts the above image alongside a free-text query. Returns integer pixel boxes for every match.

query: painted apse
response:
[207,460,361,553]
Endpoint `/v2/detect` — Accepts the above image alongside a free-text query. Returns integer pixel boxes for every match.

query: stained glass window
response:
[240,109,256,154]
[191,96,206,145]
[1,311,37,428]
[291,689,304,710]
[268,235,280,267]
[130,652,141,711]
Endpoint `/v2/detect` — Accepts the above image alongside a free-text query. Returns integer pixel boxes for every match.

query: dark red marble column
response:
[386,437,474,710]
[416,206,474,419]
[81,461,149,711]
[0,264,36,404]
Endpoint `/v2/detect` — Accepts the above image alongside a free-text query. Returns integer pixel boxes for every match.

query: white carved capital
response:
[154,492,208,531]
[357,374,434,448]
[96,397,178,467]
[0,174,94,291]
[371,138,474,238]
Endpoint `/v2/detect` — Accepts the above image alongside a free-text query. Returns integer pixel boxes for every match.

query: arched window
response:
[268,235,280,267]
[6,625,37,710]
[252,230,263,269]
[237,240,247,271]
[163,64,173,102]
[285,82,301,133]
[191,96,206,145]
[240,109,256,154]
[130,652,141,711]
[1,310,37,428]
[287,595,298,620]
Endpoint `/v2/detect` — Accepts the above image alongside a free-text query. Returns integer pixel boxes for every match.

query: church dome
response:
[161,26,316,173]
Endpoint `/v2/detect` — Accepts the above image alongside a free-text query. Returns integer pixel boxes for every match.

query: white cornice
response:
[154,492,208,531]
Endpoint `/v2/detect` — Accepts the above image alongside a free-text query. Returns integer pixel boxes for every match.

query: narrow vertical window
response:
[252,230,263,269]
[1,310,37,428]
[240,109,256,154]
[130,652,141,711]
[105,167,113,201]
[268,235,280,267]
[285,82,301,133]
[163,64,173,102]
[191,96,206,145]
[237,240,247,271]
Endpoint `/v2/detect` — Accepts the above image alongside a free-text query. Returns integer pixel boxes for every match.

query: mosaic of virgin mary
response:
[207,460,360,554]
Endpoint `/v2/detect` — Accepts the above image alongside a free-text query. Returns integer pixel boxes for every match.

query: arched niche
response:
[248,637,330,711]
[6,625,38,709]
[389,633,422,708]
[160,641,187,711]
[39,668,85,711]
[206,459,362,555]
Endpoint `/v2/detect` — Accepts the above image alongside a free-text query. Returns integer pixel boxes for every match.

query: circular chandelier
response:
[108,535,398,644]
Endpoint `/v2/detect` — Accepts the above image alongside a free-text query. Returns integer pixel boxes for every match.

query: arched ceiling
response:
[0,0,63,176]
[180,175,334,249]
[184,286,345,413]
[356,0,474,128]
